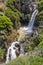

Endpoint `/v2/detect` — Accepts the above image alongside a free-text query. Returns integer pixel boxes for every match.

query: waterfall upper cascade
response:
[6,41,24,64]
[23,9,38,33]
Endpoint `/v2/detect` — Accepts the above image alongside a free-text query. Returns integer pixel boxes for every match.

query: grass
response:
[5,56,43,65]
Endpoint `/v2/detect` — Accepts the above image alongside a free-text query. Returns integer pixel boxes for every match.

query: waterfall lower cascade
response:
[6,42,19,64]
[20,45,24,56]
[6,41,24,64]
[23,9,38,33]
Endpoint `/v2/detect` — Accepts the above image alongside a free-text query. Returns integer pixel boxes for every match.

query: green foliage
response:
[5,8,21,28]
[40,29,43,34]
[38,1,43,11]
[39,0,43,2]
[20,14,30,26]
[34,20,40,27]
[0,0,43,63]
[6,0,21,12]
[6,56,43,65]
[39,34,43,41]
[0,48,5,61]
[0,12,4,16]
[0,16,13,30]
[0,7,4,12]
[35,10,43,27]
[35,41,43,49]
[33,34,43,46]
[36,11,43,21]
[38,41,43,48]
[34,41,43,57]
[6,0,16,9]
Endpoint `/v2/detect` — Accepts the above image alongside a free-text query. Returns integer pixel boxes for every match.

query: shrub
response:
[33,34,43,46]
[6,0,16,9]
[0,16,13,30]
[34,41,43,57]
[36,11,43,22]
[20,14,30,26]
[40,29,43,34]
[0,48,5,61]
[0,12,4,16]
[5,8,21,28]
[0,7,4,12]
[38,41,43,48]
[6,29,19,43]
[37,1,43,12]
[34,11,43,27]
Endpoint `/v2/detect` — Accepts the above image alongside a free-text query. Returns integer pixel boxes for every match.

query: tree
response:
[34,10,43,27]
[6,0,16,9]
[37,11,43,21]
[38,1,43,12]
[0,16,13,30]
[5,8,21,28]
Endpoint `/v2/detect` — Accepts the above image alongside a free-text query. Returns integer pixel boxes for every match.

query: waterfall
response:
[6,41,24,64]
[6,41,19,64]
[5,9,38,64]
[23,9,38,33]
[20,45,24,56]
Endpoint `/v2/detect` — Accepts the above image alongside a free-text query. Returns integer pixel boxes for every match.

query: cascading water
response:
[6,41,24,64]
[23,9,38,33]
[20,45,24,56]
[6,41,19,64]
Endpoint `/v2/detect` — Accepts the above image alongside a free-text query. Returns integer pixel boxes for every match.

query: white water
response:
[6,41,19,64]
[20,45,24,56]
[23,9,38,33]
[6,41,24,64]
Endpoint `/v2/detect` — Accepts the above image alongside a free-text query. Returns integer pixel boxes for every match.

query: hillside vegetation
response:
[0,0,43,65]
[6,56,43,65]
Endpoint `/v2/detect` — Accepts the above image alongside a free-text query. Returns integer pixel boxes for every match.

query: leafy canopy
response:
[38,1,43,11]
[5,8,21,28]
[0,16,13,30]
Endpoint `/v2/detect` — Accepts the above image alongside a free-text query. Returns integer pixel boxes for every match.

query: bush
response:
[6,0,16,10]
[5,8,21,28]
[0,7,4,12]
[37,1,43,12]
[34,10,43,27]
[40,29,43,34]
[0,48,5,61]
[20,14,30,26]
[34,41,43,57]
[33,34,43,46]
[38,41,43,48]
[0,12,4,16]
[36,11,43,22]
[0,16,13,30]
[6,30,19,43]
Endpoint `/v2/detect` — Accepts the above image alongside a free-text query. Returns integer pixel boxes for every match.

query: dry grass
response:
[18,27,26,41]
[0,2,5,7]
